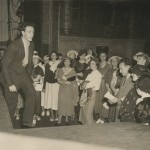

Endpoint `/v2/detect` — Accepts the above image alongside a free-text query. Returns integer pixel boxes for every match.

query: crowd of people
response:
[0,22,150,129]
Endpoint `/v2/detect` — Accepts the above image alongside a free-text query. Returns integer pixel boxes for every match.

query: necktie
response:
[22,42,30,67]
[122,77,126,86]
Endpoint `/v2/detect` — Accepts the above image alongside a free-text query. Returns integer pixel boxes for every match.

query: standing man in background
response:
[1,22,36,128]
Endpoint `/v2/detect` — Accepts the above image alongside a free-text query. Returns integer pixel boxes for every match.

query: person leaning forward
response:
[1,22,36,128]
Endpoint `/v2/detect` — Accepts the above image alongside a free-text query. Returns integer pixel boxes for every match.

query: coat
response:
[1,38,34,88]
[117,75,134,100]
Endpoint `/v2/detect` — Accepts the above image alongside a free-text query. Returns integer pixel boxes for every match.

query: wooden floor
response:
[0,87,150,150]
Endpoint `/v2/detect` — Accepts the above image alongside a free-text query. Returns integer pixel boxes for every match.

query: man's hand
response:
[65,81,71,85]
[117,99,122,106]
[77,73,83,77]
[9,85,17,92]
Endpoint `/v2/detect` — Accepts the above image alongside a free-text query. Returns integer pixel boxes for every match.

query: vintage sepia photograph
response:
[0,0,150,150]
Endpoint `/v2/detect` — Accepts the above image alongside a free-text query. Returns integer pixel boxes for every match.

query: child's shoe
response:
[36,116,41,121]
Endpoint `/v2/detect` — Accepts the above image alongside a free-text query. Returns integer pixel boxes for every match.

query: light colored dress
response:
[79,70,102,125]
[57,68,77,116]
[44,61,60,110]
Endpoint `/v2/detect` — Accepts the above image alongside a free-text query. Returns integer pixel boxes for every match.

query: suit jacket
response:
[117,75,134,100]
[1,38,34,88]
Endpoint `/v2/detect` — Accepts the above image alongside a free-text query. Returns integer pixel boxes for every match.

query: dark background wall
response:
[1,0,150,56]
[58,0,150,39]
[23,0,43,54]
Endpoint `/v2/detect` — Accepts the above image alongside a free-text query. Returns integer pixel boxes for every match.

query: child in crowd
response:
[32,55,44,124]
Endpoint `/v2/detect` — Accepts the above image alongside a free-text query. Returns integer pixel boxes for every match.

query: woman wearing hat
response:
[96,56,122,123]
[67,50,78,68]
[40,55,50,117]
[119,65,149,122]
[133,52,150,67]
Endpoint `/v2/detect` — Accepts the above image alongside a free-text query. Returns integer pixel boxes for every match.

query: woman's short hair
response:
[49,51,58,60]
[63,57,71,65]
[78,49,87,57]
[90,58,99,68]
[98,51,109,61]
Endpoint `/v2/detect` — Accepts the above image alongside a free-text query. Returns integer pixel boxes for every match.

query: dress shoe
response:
[22,122,35,128]
[50,118,54,122]
[65,122,70,126]
[54,122,61,126]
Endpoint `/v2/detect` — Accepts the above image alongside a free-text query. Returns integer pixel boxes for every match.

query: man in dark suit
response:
[1,22,36,128]
[114,58,134,122]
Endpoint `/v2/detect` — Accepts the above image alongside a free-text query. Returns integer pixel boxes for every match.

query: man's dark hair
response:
[19,22,35,32]
[119,58,132,66]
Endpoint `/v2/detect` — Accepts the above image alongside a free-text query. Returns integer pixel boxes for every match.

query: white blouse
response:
[49,60,60,73]
[85,70,102,91]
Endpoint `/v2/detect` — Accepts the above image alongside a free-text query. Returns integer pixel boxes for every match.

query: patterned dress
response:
[119,87,139,122]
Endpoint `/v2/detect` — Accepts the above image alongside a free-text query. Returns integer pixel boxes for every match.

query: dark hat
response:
[137,76,150,94]
[78,49,87,57]
[129,64,149,76]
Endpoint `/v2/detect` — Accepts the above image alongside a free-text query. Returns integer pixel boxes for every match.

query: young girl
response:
[41,55,49,116]
[31,55,44,124]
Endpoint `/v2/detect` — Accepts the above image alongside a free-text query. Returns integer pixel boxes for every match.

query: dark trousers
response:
[35,91,41,116]
[4,74,36,128]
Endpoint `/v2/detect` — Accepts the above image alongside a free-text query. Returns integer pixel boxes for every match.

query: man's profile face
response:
[22,26,34,42]
[119,62,130,76]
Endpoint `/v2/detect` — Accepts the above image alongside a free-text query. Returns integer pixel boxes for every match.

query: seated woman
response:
[56,57,78,126]
[135,76,150,125]
[79,58,102,125]
[119,65,149,122]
